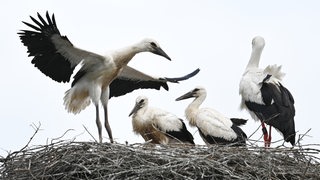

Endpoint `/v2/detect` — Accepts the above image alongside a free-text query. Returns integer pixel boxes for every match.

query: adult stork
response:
[18,11,200,143]
[129,96,195,145]
[239,36,295,147]
[176,87,247,146]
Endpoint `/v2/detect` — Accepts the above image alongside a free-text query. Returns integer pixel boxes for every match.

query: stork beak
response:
[176,91,194,101]
[153,46,171,61]
[129,103,140,117]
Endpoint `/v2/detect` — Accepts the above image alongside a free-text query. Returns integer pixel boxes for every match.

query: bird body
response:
[176,87,247,146]
[63,40,157,114]
[129,96,195,145]
[239,36,295,146]
[19,12,199,143]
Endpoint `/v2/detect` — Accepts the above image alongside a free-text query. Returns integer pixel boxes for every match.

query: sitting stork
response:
[129,96,195,145]
[18,12,200,143]
[239,36,295,147]
[176,87,247,146]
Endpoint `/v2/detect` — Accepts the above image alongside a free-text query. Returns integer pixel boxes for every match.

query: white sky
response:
[1,1,319,156]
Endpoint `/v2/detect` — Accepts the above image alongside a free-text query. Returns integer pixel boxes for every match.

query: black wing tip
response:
[230,118,248,126]
[20,11,56,33]
[165,68,200,83]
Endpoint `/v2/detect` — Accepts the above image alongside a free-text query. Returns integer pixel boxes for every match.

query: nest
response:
[1,125,320,179]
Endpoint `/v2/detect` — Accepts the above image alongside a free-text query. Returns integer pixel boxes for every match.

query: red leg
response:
[261,121,269,147]
[266,125,272,147]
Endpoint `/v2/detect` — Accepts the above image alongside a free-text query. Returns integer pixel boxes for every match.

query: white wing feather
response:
[150,107,183,132]
[195,108,237,141]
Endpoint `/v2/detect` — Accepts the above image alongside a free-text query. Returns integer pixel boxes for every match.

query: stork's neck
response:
[112,43,144,68]
[245,46,263,70]
[133,106,148,122]
[185,94,206,126]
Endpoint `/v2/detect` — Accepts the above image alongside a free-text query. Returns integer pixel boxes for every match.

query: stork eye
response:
[139,99,145,103]
[150,42,157,47]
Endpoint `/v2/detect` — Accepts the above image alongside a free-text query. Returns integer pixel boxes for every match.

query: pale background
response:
[1,0,319,156]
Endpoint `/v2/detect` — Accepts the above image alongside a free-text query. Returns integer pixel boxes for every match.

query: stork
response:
[176,87,247,146]
[129,96,195,145]
[239,36,295,147]
[18,11,200,143]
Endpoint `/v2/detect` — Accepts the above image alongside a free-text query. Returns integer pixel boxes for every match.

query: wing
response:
[18,11,104,83]
[230,118,247,126]
[153,115,195,144]
[245,75,295,120]
[165,119,194,144]
[245,75,296,145]
[198,127,246,146]
[195,109,237,141]
[109,66,200,98]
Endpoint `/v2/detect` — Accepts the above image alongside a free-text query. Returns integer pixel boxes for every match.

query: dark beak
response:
[153,46,171,61]
[176,91,195,101]
[129,102,141,117]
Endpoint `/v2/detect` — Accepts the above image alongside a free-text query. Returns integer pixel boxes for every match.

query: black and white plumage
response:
[176,87,247,146]
[239,36,295,147]
[129,96,195,145]
[18,12,200,143]
[109,66,200,98]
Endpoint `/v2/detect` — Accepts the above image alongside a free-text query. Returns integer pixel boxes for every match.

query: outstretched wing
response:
[109,67,200,98]
[18,11,103,83]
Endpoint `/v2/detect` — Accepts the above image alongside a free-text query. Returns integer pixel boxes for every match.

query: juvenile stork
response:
[18,12,199,143]
[239,36,295,147]
[176,87,247,146]
[129,96,195,145]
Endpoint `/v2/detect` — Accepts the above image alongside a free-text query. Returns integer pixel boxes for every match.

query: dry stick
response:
[50,129,75,144]
[296,128,312,146]
[23,122,42,150]
[2,127,320,179]
[83,125,98,143]
[303,158,312,175]
[5,122,42,161]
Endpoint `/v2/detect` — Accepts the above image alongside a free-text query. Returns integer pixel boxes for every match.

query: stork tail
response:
[63,88,91,114]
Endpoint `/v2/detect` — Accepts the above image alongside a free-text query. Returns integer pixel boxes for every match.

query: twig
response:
[82,125,98,143]
[50,129,75,144]
[1,126,319,179]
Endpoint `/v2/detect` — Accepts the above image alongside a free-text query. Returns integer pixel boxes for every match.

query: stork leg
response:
[95,104,103,143]
[267,125,272,147]
[260,121,269,148]
[103,103,114,143]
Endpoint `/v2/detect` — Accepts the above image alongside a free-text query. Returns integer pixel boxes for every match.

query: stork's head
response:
[176,86,207,101]
[139,38,171,60]
[252,36,265,50]
[129,96,149,117]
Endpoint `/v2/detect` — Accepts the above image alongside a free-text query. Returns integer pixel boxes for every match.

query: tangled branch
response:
[1,141,319,179]
[0,125,319,179]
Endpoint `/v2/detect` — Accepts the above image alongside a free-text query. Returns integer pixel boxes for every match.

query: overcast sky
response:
[1,1,319,156]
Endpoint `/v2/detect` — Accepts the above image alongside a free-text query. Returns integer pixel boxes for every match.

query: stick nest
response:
[1,140,319,180]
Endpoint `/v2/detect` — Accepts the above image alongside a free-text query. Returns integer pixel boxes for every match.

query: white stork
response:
[18,12,200,143]
[176,87,247,146]
[239,36,295,147]
[129,96,195,145]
